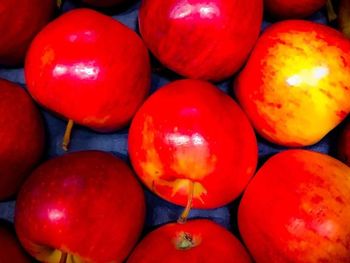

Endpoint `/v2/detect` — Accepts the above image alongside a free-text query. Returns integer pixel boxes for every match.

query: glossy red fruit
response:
[81,0,128,7]
[0,0,55,66]
[264,0,326,19]
[234,20,350,147]
[129,79,258,209]
[139,0,263,81]
[127,219,252,263]
[0,79,45,200]
[25,8,151,132]
[337,118,350,166]
[0,220,32,263]
[239,150,350,262]
[15,151,146,263]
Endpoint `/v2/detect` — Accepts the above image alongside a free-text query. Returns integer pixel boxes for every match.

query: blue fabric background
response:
[0,0,338,240]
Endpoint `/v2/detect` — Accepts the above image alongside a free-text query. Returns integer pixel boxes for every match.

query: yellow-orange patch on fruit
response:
[171,142,217,181]
[285,153,350,260]
[41,47,55,67]
[140,116,164,185]
[82,115,110,125]
[140,117,208,203]
[256,31,350,146]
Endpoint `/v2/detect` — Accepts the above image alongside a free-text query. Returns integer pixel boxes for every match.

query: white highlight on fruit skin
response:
[170,1,220,19]
[165,133,205,146]
[53,63,100,80]
[286,65,329,87]
[48,208,65,222]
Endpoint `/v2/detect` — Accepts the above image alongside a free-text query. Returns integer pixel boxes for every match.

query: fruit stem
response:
[62,119,74,151]
[326,0,337,22]
[59,252,67,263]
[57,0,63,8]
[178,181,194,224]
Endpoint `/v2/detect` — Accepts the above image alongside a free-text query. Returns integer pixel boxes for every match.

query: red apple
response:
[339,0,350,38]
[128,79,258,209]
[264,0,326,19]
[0,0,55,66]
[138,0,263,81]
[25,8,151,133]
[337,118,350,166]
[81,0,128,7]
[127,219,252,263]
[0,78,45,200]
[14,151,146,263]
[234,20,350,147]
[239,149,350,262]
[0,220,32,263]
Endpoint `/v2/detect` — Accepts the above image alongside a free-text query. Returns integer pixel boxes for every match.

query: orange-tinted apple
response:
[138,0,263,81]
[264,0,326,19]
[0,220,32,263]
[15,151,145,263]
[129,79,258,209]
[127,219,252,263]
[239,150,350,262]
[0,78,45,200]
[0,0,55,66]
[235,20,350,147]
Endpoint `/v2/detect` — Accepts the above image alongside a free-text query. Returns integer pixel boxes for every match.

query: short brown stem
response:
[59,251,68,263]
[326,0,337,22]
[177,181,194,224]
[57,0,63,8]
[62,119,74,151]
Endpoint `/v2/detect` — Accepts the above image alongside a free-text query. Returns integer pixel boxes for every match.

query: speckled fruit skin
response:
[337,119,350,166]
[15,151,146,263]
[25,8,150,132]
[138,0,263,82]
[0,0,55,66]
[234,20,350,147]
[0,79,45,201]
[127,219,252,263]
[0,220,32,263]
[239,150,350,263]
[264,0,326,19]
[128,79,258,209]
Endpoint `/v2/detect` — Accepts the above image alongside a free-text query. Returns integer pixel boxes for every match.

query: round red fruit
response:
[127,219,252,263]
[129,79,258,209]
[239,150,350,262]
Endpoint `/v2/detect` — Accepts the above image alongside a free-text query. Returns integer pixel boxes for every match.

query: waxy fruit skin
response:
[235,20,350,147]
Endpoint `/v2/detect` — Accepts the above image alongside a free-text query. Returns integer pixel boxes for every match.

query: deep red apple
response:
[128,79,258,209]
[239,149,350,262]
[81,0,128,7]
[337,118,350,166]
[264,0,326,19]
[0,220,32,263]
[0,78,45,201]
[138,0,263,81]
[14,151,146,263]
[0,0,55,66]
[25,8,151,136]
[127,219,252,263]
[234,20,350,147]
[339,0,350,38]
